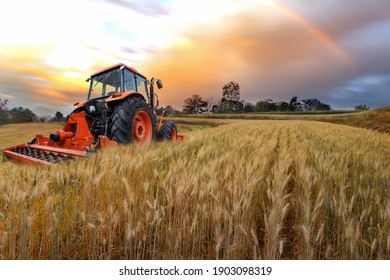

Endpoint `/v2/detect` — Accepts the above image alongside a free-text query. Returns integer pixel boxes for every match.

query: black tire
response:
[159,121,178,141]
[109,97,157,144]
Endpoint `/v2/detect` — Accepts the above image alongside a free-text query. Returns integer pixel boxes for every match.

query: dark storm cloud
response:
[327,73,390,109]
[257,0,390,108]
[248,2,390,108]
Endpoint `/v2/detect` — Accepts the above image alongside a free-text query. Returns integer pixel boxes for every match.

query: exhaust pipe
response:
[50,130,74,143]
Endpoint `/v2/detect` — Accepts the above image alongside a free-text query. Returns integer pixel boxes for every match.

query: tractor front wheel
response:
[159,121,178,141]
[109,98,156,147]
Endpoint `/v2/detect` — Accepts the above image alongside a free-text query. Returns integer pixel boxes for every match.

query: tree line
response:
[183,81,334,113]
[156,81,370,115]
[0,99,65,125]
[170,81,334,114]
[1,85,372,125]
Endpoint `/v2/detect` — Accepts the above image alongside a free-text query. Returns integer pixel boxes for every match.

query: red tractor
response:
[3,63,182,166]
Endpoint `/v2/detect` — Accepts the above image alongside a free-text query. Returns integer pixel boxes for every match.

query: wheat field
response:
[0,121,389,259]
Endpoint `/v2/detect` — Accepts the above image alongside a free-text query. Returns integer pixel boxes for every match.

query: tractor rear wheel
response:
[109,97,156,146]
[159,121,178,141]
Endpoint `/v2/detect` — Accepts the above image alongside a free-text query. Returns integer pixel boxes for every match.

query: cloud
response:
[328,73,390,109]
[0,92,15,100]
[0,57,87,113]
[33,106,56,116]
[106,0,170,16]
[143,8,350,107]
[342,20,390,72]
[142,0,390,109]
[280,0,390,39]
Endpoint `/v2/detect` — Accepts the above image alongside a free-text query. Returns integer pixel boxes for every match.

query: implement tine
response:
[2,144,81,166]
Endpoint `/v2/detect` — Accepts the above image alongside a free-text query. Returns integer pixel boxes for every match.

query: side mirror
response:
[156,80,163,89]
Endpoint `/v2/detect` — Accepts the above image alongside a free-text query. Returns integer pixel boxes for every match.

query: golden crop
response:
[0,121,389,259]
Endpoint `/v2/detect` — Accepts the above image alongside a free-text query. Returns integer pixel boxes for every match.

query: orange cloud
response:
[142,6,355,109]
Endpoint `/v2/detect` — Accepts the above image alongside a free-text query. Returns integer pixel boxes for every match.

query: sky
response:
[0,0,390,115]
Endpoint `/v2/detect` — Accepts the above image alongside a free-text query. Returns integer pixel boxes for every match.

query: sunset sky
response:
[1,0,390,115]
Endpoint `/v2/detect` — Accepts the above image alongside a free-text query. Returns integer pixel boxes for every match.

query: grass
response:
[174,110,358,121]
[322,107,390,134]
[0,120,389,259]
[171,107,390,136]
[0,123,63,151]
[0,122,206,152]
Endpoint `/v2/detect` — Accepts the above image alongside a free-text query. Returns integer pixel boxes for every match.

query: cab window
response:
[123,69,136,92]
[88,68,121,99]
[135,75,148,97]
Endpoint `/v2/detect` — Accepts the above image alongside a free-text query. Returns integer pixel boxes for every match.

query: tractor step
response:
[3,144,87,166]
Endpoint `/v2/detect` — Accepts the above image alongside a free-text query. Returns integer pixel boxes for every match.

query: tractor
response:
[3,63,182,166]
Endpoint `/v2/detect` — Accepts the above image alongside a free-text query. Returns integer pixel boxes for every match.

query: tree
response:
[211,104,220,113]
[265,99,277,111]
[164,105,176,115]
[0,98,8,110]
[276,101,289,111]
[9,107,37,123]
[52,111,65,122]
[315,102,332,111]
[302,98,321,111]
[243,101,255,113]
[220,81,243,113]
[182,94,208,114]
[288,96,302,111]
[255,100,270,112]
[222,81,240,102]
[0,109,8,124]
[155,105,181,116]
[155,106,164,115]
[0,99,9,124]
[38,115,51,122]
[156,105,180,116]
[0,100,39,124]
[255,99,277,112]
[205,97,216,113]
[354,104,370,111]
[301,98,332,111]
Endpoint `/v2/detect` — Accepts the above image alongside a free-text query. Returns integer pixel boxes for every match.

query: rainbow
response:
[272,0,353,64]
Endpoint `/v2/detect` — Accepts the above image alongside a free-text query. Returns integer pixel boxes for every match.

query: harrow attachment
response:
[3,144,85,166]
[2,111,116,167]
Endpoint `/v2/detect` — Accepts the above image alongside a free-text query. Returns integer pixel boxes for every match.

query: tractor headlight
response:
[85,102,96,114]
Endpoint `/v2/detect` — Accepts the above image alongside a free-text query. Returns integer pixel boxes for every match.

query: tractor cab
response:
[87,64,150,101]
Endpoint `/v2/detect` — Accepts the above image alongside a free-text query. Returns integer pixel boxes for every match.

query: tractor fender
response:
[106,92,146,110]
[72,92,145,110]
[73,100,89,108]
[106,91,145,103]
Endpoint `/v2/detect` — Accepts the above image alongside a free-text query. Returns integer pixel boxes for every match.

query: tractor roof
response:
[90,63,147,80]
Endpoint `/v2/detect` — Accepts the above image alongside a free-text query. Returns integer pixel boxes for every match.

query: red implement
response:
[3,111,116,166]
